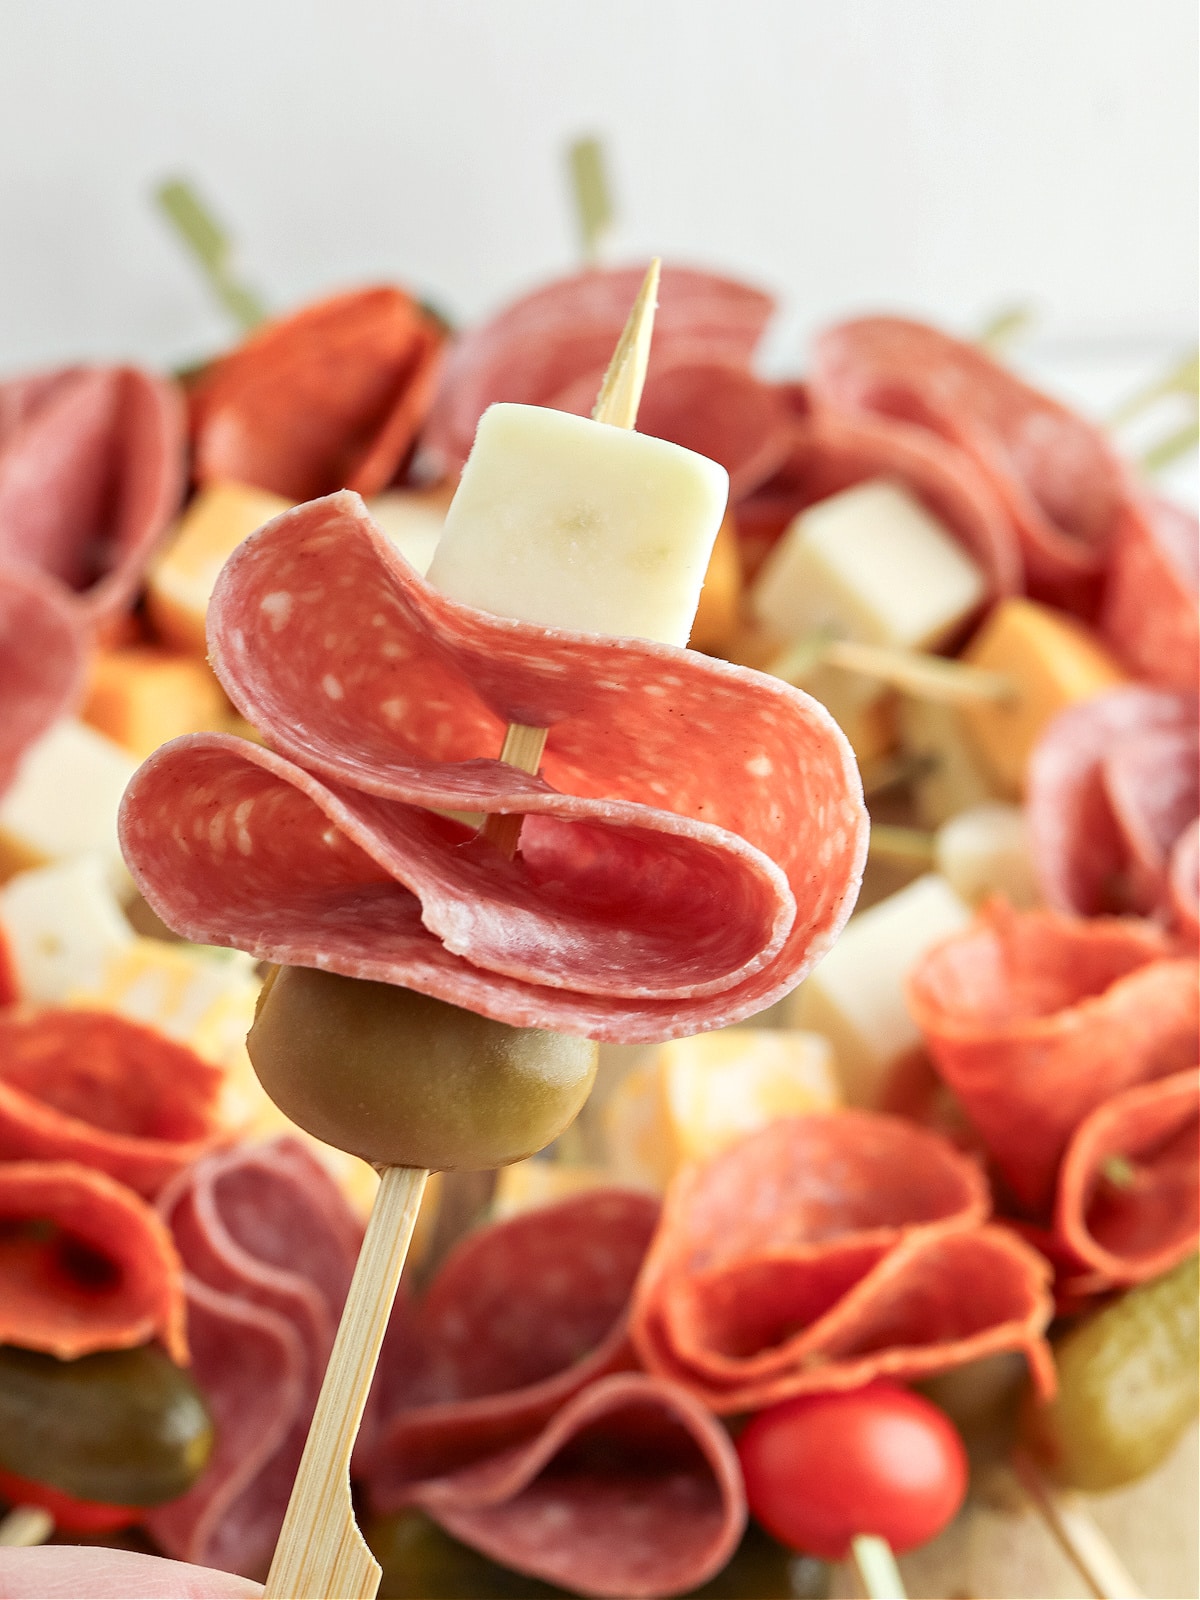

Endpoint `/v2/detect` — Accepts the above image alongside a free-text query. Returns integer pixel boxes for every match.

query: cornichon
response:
[0,1342,213,1506]
[1022,1253,1199,1491]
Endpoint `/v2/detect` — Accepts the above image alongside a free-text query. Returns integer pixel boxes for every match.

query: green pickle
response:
[1022,1253,1199,1491]
[0,1342,213,1507]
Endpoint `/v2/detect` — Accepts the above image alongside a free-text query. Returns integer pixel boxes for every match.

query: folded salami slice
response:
[119,494,867,1042]
[1100,496,1200,691]
[365,1190,659,1497]
[0,364,185,626]
[1056,1069,1199,1290]
[809,316,1128,610]
[0,565,86,796]
[190,286,445,501]
[1026,688,1200,928]
[734,387,1020,594]
[146,1138,362,1577]
[0,1009,223,1197]
[908,902,1199,1288]
[0,1160,185,1362]
[420,265,776,477]
[629,1113,1054,1412]
[407,1373,745,1600]
[1169,819,1200,942]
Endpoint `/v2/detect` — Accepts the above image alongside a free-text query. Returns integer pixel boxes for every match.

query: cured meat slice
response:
[1056,1069,1199,1290]
[809,316,1127,610]
[421,265,775,477]
[147,1138,362,1577]
[0,364,185,626]
[1100,496,1200,691]
[365,1190,658,1495]
[0,1009,222,1197]
[119,494,867,1043]
[908,903,1199,1289]
[734,389,1020,595]
[1026,688,1199,927]
[407,1373,745,1600]
[1169,819,1200,942]
[189,286,445,501]
[629,1113,1054,1413]
[0,1160,185,1362]
[0,565,86,797]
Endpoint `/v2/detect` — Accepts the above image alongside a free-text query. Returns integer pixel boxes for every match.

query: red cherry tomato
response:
[0,1465,140,1532]
[735,1382,968,1560]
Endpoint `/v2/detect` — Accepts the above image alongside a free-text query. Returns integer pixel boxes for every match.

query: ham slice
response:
[119,493,867,1042]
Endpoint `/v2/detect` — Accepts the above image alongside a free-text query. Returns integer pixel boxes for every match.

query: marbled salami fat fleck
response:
[119,494,867,1042]
[629,1113,1054,1412]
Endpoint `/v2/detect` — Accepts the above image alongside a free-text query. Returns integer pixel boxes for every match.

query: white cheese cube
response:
[366,486,452,577]
[0,720,138,897]
[751,480,986,653]
[789,873,972,1106]
[936,802,1040,908]
[898,695,999,827]
[426,404,728,646]
[0,856,136,1003]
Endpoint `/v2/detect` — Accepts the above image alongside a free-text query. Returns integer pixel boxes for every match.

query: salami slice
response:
[190,286,445,501]
[908,902,1199,1287]
[407,1373,745,1600]
[420,265,776,477]
[0,1160,185,1362]
[735,388,1020,595]
[0,1009,223,1197]
[147,1138,362,1577]
[118,494,867,1043]
[365,1190,658,1496]
[629,1113,1054,1413]
[1100,496,1200,690]
[0,364,185,626]
[0,565,86,797]
[1168,819,1200,942]
[809,317,1127,610]
[1026,688,1200,927]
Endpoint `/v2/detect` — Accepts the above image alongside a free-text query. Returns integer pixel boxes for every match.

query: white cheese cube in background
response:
[0,856,136,1003]
[426,403,728,646]
[789,873,973,1106]
[366,485,453,577]
[935,802,1040,908]
[751,480,987,656]
[0,720,138,898]
[899,694,999,827]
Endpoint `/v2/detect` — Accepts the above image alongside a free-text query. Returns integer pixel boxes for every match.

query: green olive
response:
[1021,1254,1199,1491]
[247,966,598,1171]
[0,1342,213,1507]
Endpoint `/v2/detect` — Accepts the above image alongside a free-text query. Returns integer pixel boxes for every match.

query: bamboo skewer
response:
[1010,1450,1144,1600]
[262,262,662,1600]
[849,1533,908,1598]
[154,177,267,333]
[769,633,1015,708]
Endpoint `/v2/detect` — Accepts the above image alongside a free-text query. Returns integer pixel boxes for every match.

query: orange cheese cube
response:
[147,481,293,653]
[83,646,230,760]
[688,507,743,655]
[959,599,1126,794]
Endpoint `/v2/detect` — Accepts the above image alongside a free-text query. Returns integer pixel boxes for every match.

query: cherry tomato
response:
[0,1465,139,1532]
[735,1382,968,1560]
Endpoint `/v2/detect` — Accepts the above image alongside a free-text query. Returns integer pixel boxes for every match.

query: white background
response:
[0,0,1195,381]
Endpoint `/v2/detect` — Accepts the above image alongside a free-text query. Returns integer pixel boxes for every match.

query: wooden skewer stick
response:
[769,634,1015,708]
[154,177,267,333]
[481,258,661,860]
[263,263,662,1600]
[849,1533,908,1599]
[567,135,615,266]
[0,1506,54,1548]
[1010,1450,1143,1600]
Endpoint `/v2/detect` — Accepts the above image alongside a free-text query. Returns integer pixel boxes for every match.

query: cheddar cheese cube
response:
[492,1159,621,1219]
[147,481,293,653]
[789,874,972,1106]
[898,695,999,827]
[959,599,1126,794]
[83,646,230,760]
[688,507,743,655]
[0,720,137,896]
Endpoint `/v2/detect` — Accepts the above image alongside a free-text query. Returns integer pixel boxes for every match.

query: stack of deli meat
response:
[0,263,1195,1600]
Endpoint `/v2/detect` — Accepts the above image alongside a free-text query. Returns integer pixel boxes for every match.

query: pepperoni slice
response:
[0,1161,185,1363]
[0,1009,223,1197]
[190,286,445,501]
[629,1113,1054,1412]
[1100,496,1199,691]
[119,493,867,1042]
